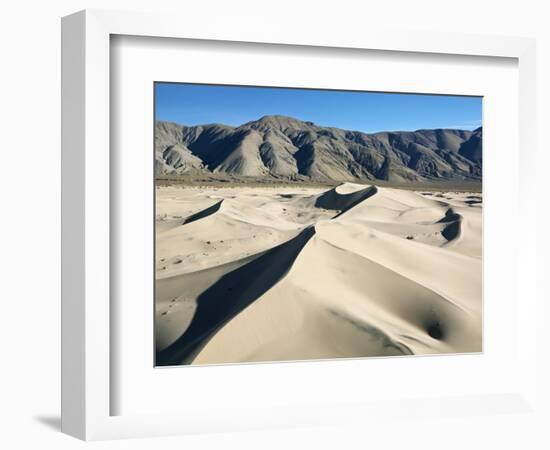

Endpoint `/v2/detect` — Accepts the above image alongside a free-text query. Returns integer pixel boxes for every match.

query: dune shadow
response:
[156,226,316,366]
[437,208,462,242]
[314,185,378,218]
[183,199,223,225]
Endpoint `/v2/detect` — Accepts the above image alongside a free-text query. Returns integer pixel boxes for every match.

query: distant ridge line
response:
[155,115,482,183]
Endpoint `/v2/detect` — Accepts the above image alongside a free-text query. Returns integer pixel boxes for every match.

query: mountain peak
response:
[156,115,483,183]
[246,115,316,130]
[257,114,302,122]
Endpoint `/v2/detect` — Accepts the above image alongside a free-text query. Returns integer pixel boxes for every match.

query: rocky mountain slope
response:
[155,115,482,183]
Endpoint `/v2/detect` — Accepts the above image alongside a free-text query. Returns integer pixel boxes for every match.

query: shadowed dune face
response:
[182,199,223,225]
[155,183,482,366]
[314,184,378,212]
[439,209,462,242]
[156,227,316,366]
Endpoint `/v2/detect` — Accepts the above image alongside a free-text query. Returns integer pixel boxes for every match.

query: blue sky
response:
[155,83,482,133]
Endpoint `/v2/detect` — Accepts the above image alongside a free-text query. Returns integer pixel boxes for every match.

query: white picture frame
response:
[61,9,538,441]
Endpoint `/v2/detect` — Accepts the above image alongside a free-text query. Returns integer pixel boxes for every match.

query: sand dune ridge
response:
[155,182,482,365]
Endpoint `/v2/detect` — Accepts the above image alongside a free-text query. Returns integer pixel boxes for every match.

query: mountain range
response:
[155,115,482,183]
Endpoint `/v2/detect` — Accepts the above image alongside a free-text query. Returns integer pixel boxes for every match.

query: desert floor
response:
[155,183,482,366]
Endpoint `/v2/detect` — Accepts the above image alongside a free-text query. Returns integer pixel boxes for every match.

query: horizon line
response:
[155,114,483,135]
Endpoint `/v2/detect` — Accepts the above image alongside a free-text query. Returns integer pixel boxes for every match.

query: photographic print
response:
[154,83,482,366]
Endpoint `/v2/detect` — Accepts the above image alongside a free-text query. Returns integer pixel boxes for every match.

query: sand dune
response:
[155,183,482,366]
[314,183,378,215]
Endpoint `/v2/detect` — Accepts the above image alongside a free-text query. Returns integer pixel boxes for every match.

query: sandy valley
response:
[155,183,482,366]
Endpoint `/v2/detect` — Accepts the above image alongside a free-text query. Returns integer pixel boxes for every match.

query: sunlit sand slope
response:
[155,183,482,365]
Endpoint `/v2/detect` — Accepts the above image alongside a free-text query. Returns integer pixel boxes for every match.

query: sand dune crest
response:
[155,183,482,365]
